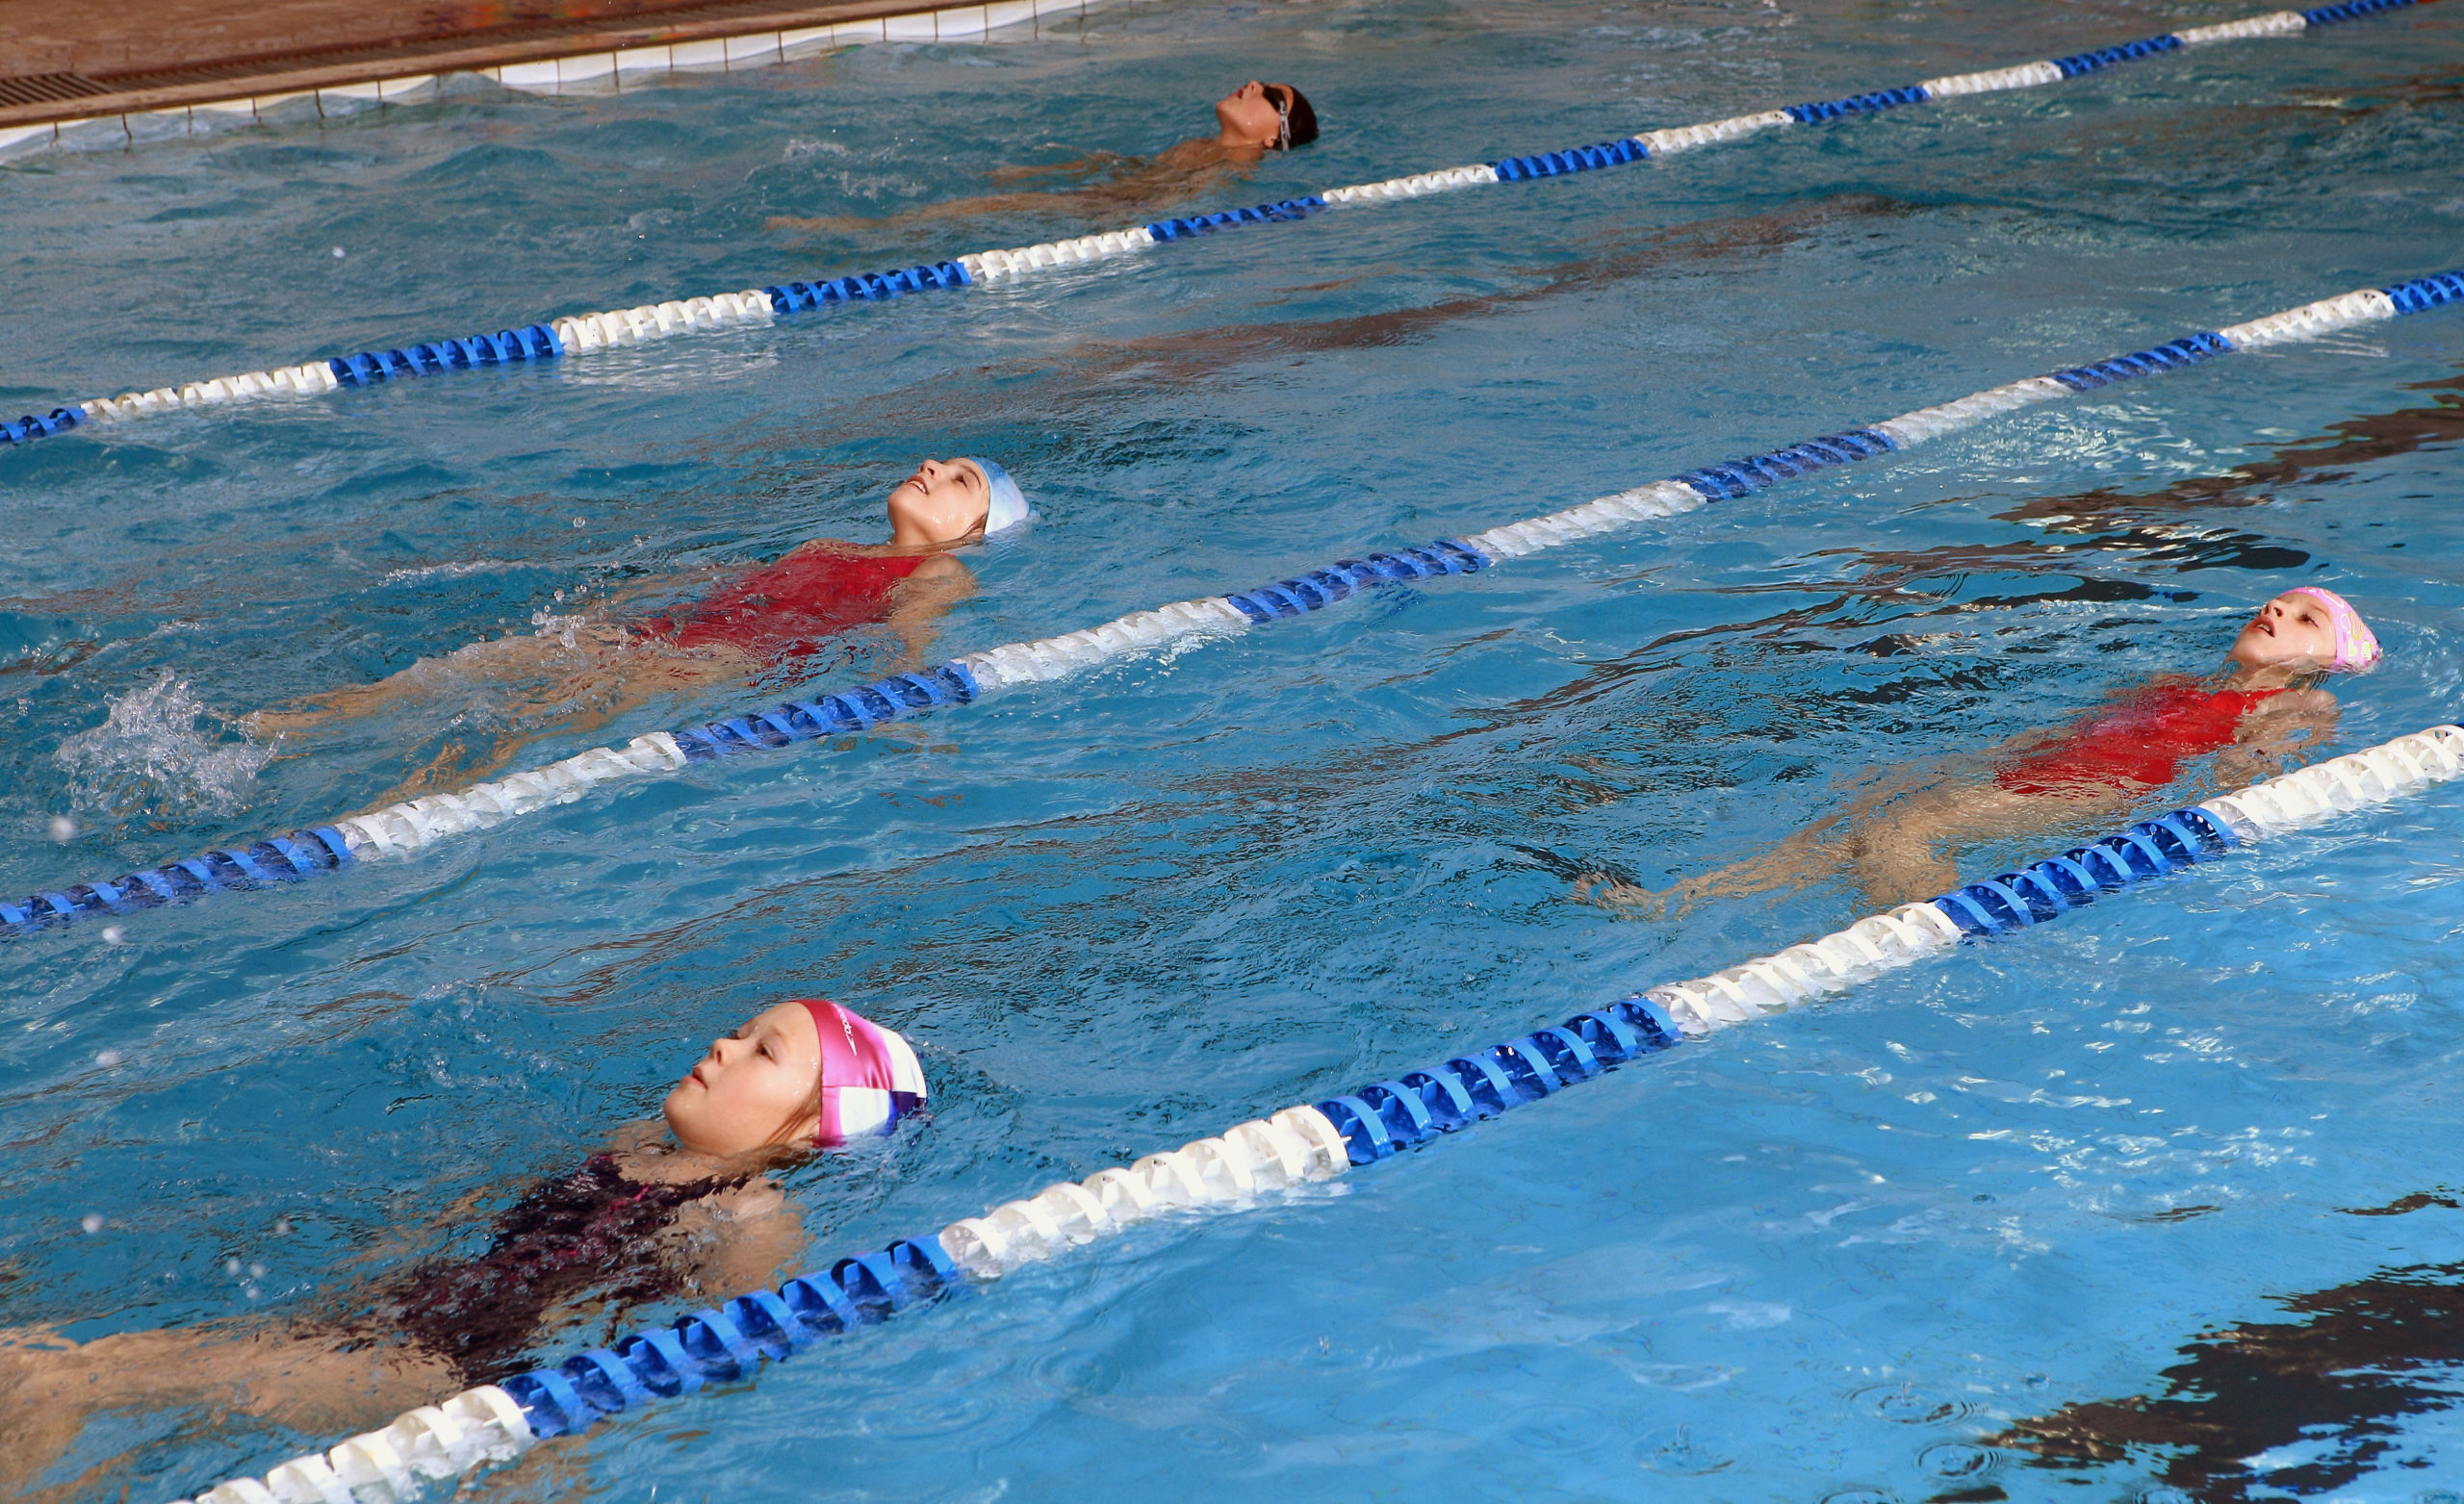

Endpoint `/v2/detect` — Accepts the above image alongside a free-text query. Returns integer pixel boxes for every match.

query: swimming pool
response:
[5,0,2464,1495]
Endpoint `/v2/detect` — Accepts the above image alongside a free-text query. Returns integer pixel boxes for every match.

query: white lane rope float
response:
[166,718,2464,1503]
[8,267,2460,943]
[0,0,2429,452]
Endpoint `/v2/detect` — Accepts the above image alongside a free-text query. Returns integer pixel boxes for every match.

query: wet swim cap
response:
[2286,586,2381,672]
[962,457,1029,535]
[797,999,928,1147]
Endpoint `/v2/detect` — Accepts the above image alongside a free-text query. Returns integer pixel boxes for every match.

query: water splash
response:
[54,672,270,821]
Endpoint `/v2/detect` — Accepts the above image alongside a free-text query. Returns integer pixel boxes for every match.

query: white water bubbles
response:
[53,671,270,823]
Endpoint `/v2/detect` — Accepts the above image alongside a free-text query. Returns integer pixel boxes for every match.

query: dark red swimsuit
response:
[1993,681,2286,797]
[366,1154,731,1388]
[653,548,928,665]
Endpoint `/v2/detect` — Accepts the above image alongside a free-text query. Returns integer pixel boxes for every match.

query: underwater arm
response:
[657,1180,810,1300]
[881,554,978,672]
[2209,689,2340,790]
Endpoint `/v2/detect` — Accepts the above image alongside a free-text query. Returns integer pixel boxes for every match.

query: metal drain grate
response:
[0,73,116,109]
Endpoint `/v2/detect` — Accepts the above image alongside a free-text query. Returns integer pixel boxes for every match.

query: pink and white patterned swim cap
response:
[2285,586,2381,672]
[796,999,927,1146]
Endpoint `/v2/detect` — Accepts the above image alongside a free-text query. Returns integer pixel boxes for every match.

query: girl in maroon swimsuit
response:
[0,999,928,1495]
[1593,588,2383,912]
[248,455,1027,785]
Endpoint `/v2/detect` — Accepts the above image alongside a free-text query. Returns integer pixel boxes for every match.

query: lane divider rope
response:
[10,268,2459,943]
[2,0,2427,452]
[167,716,2464,1504]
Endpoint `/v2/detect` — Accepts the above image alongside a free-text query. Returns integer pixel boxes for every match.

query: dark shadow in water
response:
[805,190,1918,439]
[1471,366,2464,734]
[1999,370,2464,533]
[1994,1210,2464,1501]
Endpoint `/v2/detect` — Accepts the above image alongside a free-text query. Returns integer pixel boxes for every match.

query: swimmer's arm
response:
[882,554,977,670]
[986,149,1135,187]
[659,1180,809,1297]
[322,1182,500,1276]
[2212,689,2340,786]
[590,566,718,615]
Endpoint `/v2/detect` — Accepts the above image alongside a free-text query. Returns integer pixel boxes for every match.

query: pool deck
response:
[0,0,1043,132]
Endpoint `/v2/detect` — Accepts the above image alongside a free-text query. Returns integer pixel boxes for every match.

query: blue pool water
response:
[5,0,2464,1496]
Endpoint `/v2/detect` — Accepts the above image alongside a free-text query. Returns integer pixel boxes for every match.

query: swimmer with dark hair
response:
[247,456,1027,785]
[1212,78,1320,153]
[768,79,1321,235]
[1585,588,2382,913]
[0,1000,926,1497]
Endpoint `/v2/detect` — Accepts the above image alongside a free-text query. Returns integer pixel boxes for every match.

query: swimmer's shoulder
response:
[2244,684,2337,717]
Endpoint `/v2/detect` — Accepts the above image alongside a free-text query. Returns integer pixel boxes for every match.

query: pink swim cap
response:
[2285,586,2381,672]
[797,999,927,1147]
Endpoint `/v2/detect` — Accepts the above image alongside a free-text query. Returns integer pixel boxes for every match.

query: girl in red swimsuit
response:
[0,998,929,1491]
[249,456,1028,784]
[641,454,1027,670]
[1593,588,2382,912]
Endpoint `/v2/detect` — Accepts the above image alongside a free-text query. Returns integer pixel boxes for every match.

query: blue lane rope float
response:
[1,0,2430,453]
[167,719,2464,1504]
[10,269,2461,944]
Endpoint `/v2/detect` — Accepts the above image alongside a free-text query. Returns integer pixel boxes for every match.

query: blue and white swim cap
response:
[962,456,1029,535]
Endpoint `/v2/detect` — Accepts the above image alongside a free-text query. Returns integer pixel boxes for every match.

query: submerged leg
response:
[0,1323,452,1500]
[245,620,676,741]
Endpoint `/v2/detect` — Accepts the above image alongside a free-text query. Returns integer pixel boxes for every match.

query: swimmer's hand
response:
[698,1181,787,1223]
[765,212,886,235]
[1576,872,1671,916]
[239,705,322,744]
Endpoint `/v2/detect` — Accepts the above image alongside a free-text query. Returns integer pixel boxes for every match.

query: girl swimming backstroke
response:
[1586,588,2381,913]
[0,1000,927,1499]
[244,456,1028,790]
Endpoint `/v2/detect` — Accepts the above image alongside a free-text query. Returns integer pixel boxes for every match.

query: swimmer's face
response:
[885,456,990,545]
[1215,80,1293,148]
[662,1002,823,1155]
[2229,591,2342,671]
